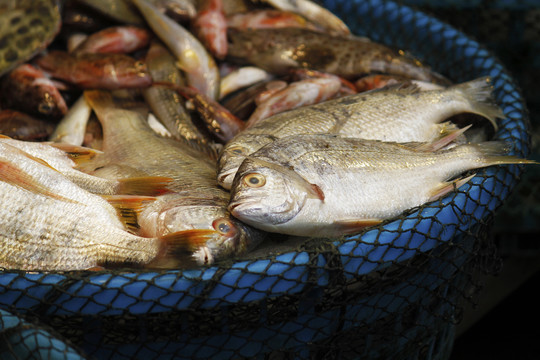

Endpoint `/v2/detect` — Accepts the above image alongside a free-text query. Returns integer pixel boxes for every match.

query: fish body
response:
[132,0,220,99]
[0,142,162,270]
[218,77,504,189]
[81,90,264,265]
[72,25,151,55]
[35,51,152,89]
[227,27,447,83]
[49,95,92,145]
[74,0,145,25]
[0,0,61,76]
[258,0,350,35]
[246,76,342,127]
[226,9,317,31]
[142,41,208,144]
[0,137,171,196]
[192,0,228,59]
[0,64,68,119]
[228,134,535,237]
[219,66,273,99]
[0,110,54,140]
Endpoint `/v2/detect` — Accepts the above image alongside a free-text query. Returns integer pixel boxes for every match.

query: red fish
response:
[192,0,228,59]
[72,26,152,55]
[35,51,153,89]
[0,64,68,119]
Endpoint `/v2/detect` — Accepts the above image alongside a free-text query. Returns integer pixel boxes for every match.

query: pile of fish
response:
[0,0,535,271]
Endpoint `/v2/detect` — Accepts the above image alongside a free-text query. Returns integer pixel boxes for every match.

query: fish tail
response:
[451,76,504,131]
[468,141,537,166]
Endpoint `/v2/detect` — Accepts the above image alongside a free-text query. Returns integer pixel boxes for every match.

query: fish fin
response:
[428,174,476,202]
[144,229,217,268]
[415,124,472,152]
[472,141,538,166]
[0,159,76,203]
[333,219,383,235]
[116,176,174,196]
[47,142,103,164]
[450,76,503,131]
[103,195,157,233]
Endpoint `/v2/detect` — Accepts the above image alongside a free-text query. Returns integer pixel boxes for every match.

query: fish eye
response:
[228,146,245,155]
[212,218,237,237]
[243,173,266,188]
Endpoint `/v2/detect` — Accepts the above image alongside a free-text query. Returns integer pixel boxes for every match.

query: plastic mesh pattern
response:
[0,0,531,359]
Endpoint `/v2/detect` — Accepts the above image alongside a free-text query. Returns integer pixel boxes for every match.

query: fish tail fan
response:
[452,76,504,131]
[469,141,537,166]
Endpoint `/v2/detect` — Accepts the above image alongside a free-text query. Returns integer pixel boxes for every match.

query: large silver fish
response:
[0,0,61,76]
[80,90,265,265]
[0,141,173,271]
[218,77,504,189]
[228,134,535,237]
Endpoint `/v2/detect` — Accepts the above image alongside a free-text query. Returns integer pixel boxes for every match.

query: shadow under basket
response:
[0,0,532,359]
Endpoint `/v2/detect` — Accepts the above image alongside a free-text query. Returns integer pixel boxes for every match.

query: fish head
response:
[145,196,265,266]
[228,158,310,231]
[217,134,275,189]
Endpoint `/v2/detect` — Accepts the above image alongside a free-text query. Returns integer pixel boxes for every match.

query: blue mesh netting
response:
[0,0,532,359]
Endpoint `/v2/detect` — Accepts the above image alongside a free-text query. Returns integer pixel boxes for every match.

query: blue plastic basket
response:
[0,0,531,359]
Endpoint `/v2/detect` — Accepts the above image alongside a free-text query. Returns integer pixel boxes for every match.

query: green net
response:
[0,0,533,359]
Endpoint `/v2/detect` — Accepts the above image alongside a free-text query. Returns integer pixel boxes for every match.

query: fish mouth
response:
[228,200,259,219]
[217,169,237,190]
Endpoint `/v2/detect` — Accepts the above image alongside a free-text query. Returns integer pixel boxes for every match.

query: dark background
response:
[395,1,540,358]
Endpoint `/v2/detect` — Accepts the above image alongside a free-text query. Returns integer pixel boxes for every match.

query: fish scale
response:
[0,0,61,77]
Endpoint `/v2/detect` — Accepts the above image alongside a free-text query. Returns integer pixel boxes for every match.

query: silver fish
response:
[81,90,265,265]
[217,77,503,189]
[0,142,170,270]
[228,134,535,237]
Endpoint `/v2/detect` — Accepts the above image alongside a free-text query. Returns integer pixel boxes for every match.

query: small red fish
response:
[0,110,54,141]
[35,51,153,89]
[191,0,228,59]
[72,26,152,55]
[0,64,68,119]
[227,9,318,31]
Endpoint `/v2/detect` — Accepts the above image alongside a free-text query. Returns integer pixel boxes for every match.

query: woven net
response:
[0,0,532,359]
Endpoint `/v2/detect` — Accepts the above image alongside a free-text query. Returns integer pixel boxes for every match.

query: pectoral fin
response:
[333,218,383,235]
[117,176,173,196]
[428,174,476,202]
[103,195,157,233]
[47,142,103,164]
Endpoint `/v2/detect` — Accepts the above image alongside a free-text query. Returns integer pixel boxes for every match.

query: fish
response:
[142,41,209,145]
[152,0,197,23]
[226,27,449,84]
[257,0,350,35]
[168,84,245,143]
[228,134,536,237]
[191,0,228,59]
[227,9,318,31]
[0,136,173,196]
[0,0,61,77]
[219,66,273,99]
[132,0,220,99]
[35,50,153,89]
[217,76,504,189]
[80,90,265,265]
[74,0,145,25]
[245,76,342,127]
[355,74,445,92]
[0,110,54,141]
[0,64,68,120]
[49,95,92,145]
[0,141,179,271]
[72,25,152,55]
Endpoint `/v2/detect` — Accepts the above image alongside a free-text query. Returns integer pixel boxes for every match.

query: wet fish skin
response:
[82,90,265,265]
[217,76,503,189]
[227,27,448,84]
[0,0,61,77]
[0,110,54,141]
[142,41,209,145]
[49,95,92,145]
[72,25,152,55]
[192,0,228,60]
[0,64,68,120]
[228,134,535,237]
[0,142,163,270]
[35,50,153,89]
[227,9,319,31]
[132,0,220,99]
